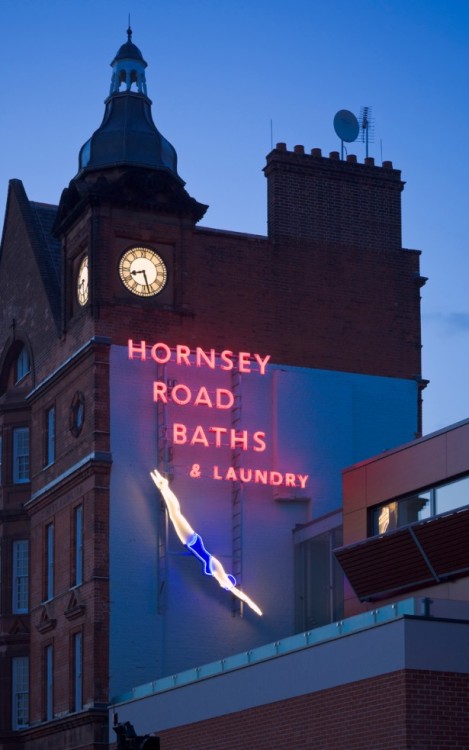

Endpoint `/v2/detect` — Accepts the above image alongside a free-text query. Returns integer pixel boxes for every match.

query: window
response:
[371,475,469,535]
[15,347,30,383]
[69,391,85,437]
[44,645,53,721]
[437,477,469,514]
[295,527,343,631]
[45,406,55,466]
[12,656,29,729]
[12,540,29,613]
[45,524,54,601]
[72,632,83,712]
[13,427,29,484]
[74,505,84,587]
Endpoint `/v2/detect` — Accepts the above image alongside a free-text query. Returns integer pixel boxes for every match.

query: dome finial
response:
[108,26,148,96]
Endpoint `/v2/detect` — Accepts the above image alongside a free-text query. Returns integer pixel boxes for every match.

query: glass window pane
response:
[45,645,53,721]
[74,506,83,587]
[46,525,54,600]
[372,491,432,535]
[375,502,398,534]
[398,491,431,525]
[295,529,343,630]
[436,476,469,515]
[74,632,83,711]
[13,428,29,484]
[331,527,344,622]
[16,347,30,382]
[12,656,29,729]
[12,540,29,613]
[46,407,55,466]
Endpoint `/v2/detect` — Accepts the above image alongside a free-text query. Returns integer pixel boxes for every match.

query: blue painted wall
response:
[109,344,417,697]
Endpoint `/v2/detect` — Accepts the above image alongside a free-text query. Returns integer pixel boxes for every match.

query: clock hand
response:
[130,268,151,292]
[142,269,151,292]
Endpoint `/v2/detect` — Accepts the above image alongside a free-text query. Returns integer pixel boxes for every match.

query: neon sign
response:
[129,340,270,374]
[128,339,310,489]
[150,469,263,616]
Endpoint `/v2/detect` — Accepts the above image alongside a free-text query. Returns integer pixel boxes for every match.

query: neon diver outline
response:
[150,469,262,615]
[185,533,237,587]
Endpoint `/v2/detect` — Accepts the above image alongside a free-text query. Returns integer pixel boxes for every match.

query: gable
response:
[0,180,61,361]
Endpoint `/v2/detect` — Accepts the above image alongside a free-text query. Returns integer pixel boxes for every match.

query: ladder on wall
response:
[231,368,244,617]
[155,363,172,614]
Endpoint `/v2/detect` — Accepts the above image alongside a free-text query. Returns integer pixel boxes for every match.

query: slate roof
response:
[1,180,61,332]
[28,199,61,330]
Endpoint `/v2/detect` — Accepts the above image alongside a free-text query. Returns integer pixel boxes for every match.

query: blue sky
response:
[1,0,468,435]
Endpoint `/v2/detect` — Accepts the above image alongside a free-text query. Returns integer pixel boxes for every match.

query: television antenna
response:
[333,109,359,159]
[358,106,374,158]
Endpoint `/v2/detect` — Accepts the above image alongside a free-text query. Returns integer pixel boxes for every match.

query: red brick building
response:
[0,28,450,750]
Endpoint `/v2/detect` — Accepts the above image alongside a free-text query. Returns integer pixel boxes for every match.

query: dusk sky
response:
[1,0,468,436]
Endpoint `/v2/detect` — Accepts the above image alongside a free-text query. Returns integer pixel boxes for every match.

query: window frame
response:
[369,474,469,536]
[12,655,29,729]
[45,524,54,601]
[12,540,29,614]
[12,427,30,484]
[72,631,83,712]
[44,644,53,721]
[73,505,84,587]
[15,347,30,383]
[45,405,56,467]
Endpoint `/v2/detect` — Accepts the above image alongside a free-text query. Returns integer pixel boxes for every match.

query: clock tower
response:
[54,26,207,338]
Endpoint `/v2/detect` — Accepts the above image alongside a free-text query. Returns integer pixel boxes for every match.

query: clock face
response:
[119,247,167,297]
[77,255,89,306]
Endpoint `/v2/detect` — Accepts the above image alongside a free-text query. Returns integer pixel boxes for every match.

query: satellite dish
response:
[333,110,359,143]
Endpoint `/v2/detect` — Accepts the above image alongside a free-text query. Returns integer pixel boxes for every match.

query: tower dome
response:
[77,27,180,179]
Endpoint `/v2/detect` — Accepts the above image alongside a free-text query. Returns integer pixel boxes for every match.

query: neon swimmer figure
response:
[150,469,263,616]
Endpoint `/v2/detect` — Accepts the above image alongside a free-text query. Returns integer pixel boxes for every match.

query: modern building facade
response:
[0,28,446,750]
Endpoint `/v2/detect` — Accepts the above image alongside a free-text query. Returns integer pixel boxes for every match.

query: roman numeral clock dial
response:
[119,246,167,297]
[77,254,89,306]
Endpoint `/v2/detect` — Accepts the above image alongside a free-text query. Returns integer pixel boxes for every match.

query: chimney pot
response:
[365,156,375,166]
[329,151,340,160]
[276,142,287,151]
[294,145,305,154]
[311,148,322,157]
[346,154,357,163]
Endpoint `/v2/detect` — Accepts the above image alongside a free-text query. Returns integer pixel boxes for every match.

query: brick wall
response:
[153,669,469,750]
[264,144,404,251]
[83,217,421,382]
